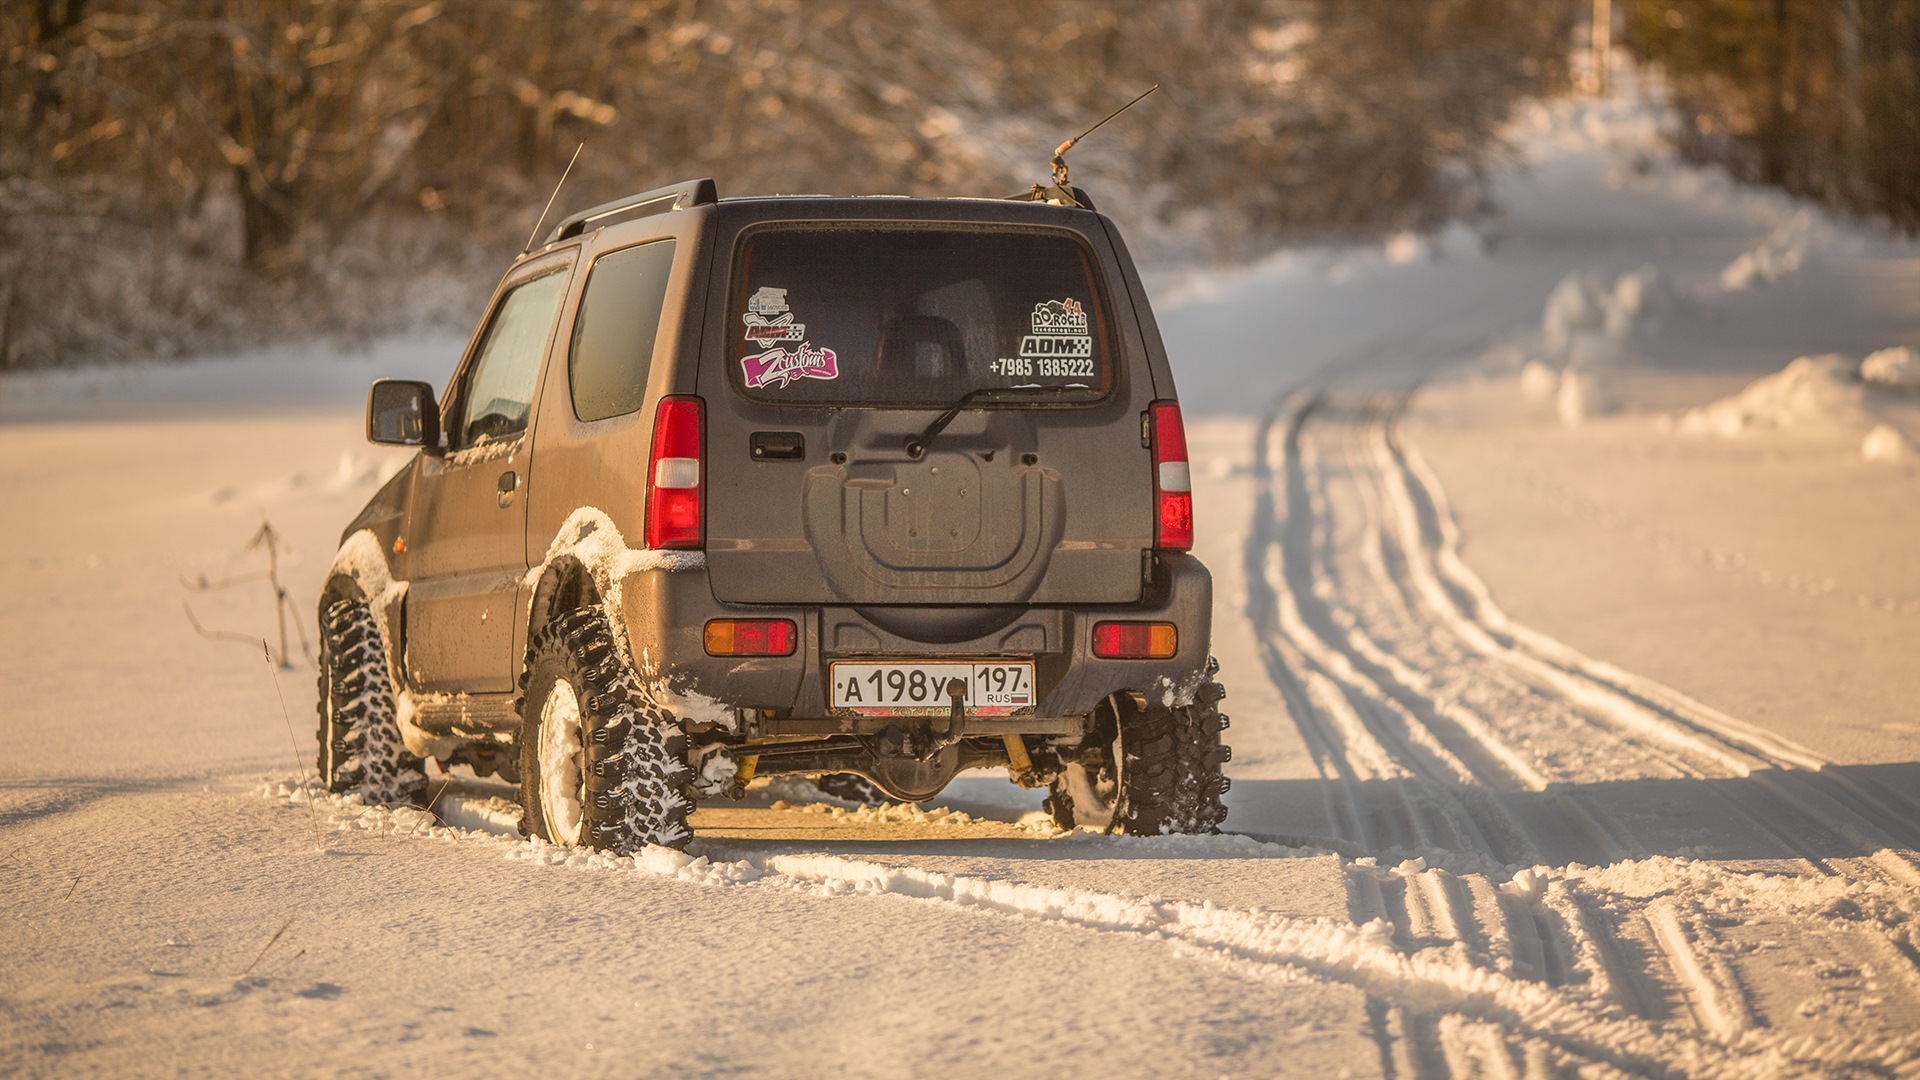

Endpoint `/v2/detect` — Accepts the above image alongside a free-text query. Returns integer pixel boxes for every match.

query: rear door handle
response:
[497,470,517,509]
[751,431,805,461]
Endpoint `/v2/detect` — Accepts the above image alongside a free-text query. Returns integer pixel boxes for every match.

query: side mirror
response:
[367,379,440,449]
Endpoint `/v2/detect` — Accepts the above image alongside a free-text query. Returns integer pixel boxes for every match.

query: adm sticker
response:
[1020,297,1092,359]
[742,285,805,347]
[740,285,839,389]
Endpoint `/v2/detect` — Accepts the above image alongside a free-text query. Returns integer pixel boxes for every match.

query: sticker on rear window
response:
[1020,298,1092,362]
[739,285,838,389]
[743,285,805,348]
[743,342,839,389]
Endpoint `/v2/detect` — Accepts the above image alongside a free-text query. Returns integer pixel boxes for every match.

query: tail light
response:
[704,619,797,657]
[645,396,703,549]
[1092,621,1178,659]
[1149,400,1192,550]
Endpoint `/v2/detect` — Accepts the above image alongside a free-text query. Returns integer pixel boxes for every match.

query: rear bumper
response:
[619,553,1213,727]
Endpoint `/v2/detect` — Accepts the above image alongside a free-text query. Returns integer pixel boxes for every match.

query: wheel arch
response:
[524,554,604,655]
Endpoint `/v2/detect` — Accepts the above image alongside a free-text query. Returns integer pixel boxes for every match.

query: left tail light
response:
[1150,400,1193,550]
[704,619,797,656]
[645,395,703,549]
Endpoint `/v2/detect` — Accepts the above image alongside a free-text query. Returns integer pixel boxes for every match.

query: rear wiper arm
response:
[904,384,1082,459]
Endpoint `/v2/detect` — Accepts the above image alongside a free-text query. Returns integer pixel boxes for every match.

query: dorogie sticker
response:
[1030,297,1088,334]
[1022,297,1092,362]
[743,343,839,389]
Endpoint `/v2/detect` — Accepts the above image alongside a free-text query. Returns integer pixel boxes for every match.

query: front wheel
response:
[316,597,425,804]
[517,608,693,852]
[1046,680,1231,835]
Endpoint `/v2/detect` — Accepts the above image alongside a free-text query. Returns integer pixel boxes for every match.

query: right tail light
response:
[1149,400,1192,550]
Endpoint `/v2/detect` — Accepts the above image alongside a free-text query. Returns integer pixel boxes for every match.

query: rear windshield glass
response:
[729,226,1114,405]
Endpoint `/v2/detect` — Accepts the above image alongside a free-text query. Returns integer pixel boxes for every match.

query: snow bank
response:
[1673,354,1865,437]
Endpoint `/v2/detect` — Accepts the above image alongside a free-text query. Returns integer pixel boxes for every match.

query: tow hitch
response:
[877,677,970,761]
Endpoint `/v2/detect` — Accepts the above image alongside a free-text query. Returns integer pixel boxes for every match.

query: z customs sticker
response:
[740,286,839,389]
[743,342,839,389]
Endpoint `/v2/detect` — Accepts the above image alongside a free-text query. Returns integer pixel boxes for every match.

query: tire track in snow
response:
[1240,373,1920,1066]
[291,784,1784,1077]
[272,778,1920,1076]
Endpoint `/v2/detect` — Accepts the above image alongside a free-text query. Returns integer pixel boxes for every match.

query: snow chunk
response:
[1675,354,1864,437]
[1540,265,1670,359]
[1718,210,1812,291]
[1555,368,1591,428]
[1519,360,1559,402]
[1860,345,1920,391]
[791,801,977,828]
[1541,274,1602,355]
[1861,423,1911,463]
[1383,231,1422,265]
[1603,265,1671,339]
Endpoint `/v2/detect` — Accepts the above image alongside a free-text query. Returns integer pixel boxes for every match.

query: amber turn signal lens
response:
[703,619,797,657]
[1091,621,1177,659]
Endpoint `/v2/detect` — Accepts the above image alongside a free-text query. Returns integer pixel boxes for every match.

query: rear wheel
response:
[1046,679,1231,835]
[316,597,426,804]
[517,608,693,852]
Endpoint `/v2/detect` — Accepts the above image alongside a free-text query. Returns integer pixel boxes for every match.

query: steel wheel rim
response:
[538,680,587,846]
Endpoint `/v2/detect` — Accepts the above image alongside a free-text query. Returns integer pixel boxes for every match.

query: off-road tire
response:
[316,597,426,804]
[517,608,693,853]
[1047,679,1231,835]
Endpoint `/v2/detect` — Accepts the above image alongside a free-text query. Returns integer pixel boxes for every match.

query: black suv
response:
[320,178,1230,851]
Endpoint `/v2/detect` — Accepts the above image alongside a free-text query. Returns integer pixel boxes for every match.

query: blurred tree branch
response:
[2,0,1576,370]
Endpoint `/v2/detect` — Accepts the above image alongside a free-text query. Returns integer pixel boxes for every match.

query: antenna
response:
[522,142,585,254]
[1051,83,1159,186]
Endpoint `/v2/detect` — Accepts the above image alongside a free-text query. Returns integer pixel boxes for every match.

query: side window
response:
[449,269,570,450]
[569,238,677,422]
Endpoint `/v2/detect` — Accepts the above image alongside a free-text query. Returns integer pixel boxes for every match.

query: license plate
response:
[829,661,1036,716]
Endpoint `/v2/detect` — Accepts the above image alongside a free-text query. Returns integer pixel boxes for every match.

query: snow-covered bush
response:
[1860,346,1919,391]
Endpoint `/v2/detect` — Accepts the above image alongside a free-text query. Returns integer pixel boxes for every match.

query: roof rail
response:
[546,178,719,244]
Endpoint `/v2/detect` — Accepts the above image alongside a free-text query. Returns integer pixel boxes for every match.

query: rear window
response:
[729,226,1114,405]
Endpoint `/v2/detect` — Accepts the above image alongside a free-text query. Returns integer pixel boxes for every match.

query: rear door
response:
[703,222,1153,607]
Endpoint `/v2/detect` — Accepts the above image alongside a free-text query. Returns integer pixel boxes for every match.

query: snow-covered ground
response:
[4,81,1918,1077]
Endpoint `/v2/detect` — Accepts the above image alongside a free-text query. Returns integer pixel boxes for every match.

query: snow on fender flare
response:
[522,509,735,731]
[326,529,457,760]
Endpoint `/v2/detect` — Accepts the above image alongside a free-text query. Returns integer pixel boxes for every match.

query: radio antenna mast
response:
[1051,83,1159,186]
[522,142,585,254]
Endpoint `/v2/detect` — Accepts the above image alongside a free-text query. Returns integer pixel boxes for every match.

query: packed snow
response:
[4,75,1918,1078]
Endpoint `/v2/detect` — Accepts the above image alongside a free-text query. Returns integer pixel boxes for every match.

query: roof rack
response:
[546,178,718,244]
